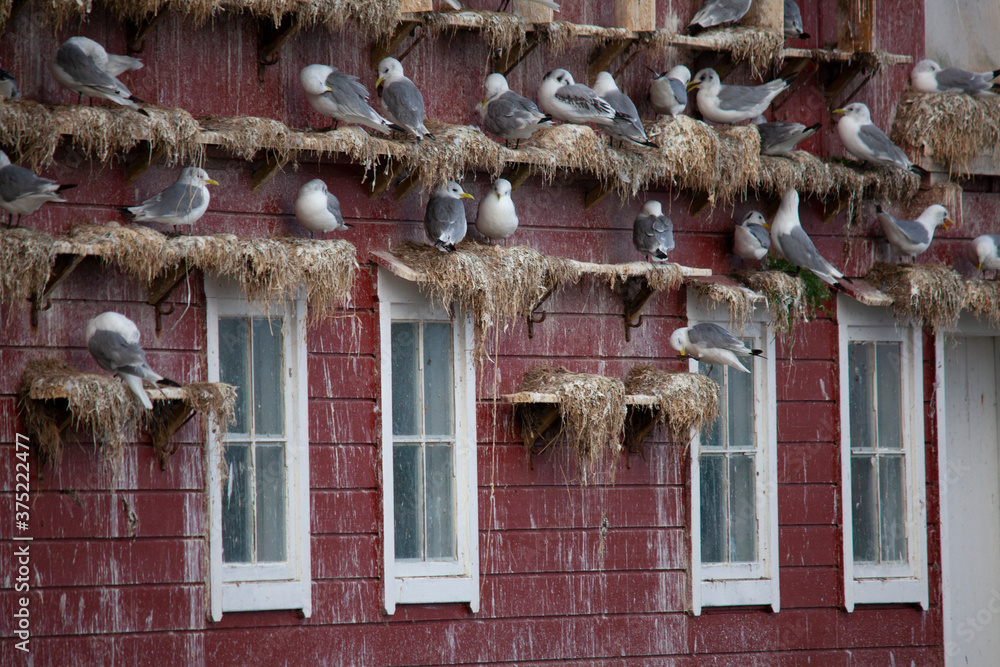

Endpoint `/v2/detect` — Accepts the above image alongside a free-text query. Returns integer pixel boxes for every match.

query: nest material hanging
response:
[866,262,967,329]
[689,278,760,332]
[625,364,720,445]
[731,269,809,340]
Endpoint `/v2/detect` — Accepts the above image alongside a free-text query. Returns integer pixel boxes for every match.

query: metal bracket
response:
[622,275,657,341]
[29,254,85,328]
[624,406,657,466]
[526,286,556,338]
[148,261,189,335]
[257,14,300,81]
[127,11,167,54]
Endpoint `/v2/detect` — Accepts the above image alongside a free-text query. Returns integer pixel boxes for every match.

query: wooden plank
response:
[29,383,187,401]
[843,279,894,307]
[743,0,783,32]
[399,0,432,11]
[685,275,765,302]
[499,392,659,406]
[615,0,655,32]
[837,0,876,53]
[512,0,552,22]
[370,250,427,282]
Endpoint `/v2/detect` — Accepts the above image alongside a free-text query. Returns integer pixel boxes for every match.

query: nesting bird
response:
[910,59,1000,97]
[688,0,751,32]
[50,36,146,112]
[783,0,810,39]
[632,200,675,263]
[86,312,176,410]
[733,210,771,262]
[294,179,350,239]
[770,188,851,288]
[688,68,791,124]
[591,71,656,148]
[300,64,400,134]
[833,102,913,171]
[649,65,690,117]
[0,67,19,99]
[0,150,75,227]
[875,204,952,260]
[969,235,1000,273]
[126,167,218,233]
[479,72,553,148]
[376,57,433,141]
[475,178,519,242]
[425,181,473,252]
[538,69,619,126]
[670,323,763,373]
[752,117,820,156]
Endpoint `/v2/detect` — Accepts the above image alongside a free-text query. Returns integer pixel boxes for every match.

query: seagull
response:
[591,71,656,148]
[376,57,433,141]
[670,323,763,373]
[633,200,675,262]
[752,116,820,156]
[0,150,75,227]
[688,68,791,124]
[0,67,19,99]
[784,0,810,39]
[479,72,554,148]
[425,181,473,252]
[50,36,146,113]
[833,102,913,171]
[294,179,351,239]
[969,235,1000,273]
[538,69,619,126]
[86,312,178,410]
[910,59,1000,97]
[649,65,690,117]
[688,0,751,32]
[875,204,952,260]
[299,64,401,134]
[733,210,771,262]
[771,188,850,288]
[126,167,218,233]
[475,178,518,242]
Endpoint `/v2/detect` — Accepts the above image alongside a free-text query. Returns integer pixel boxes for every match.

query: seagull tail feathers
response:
[805,123,822,133]
[910,163,930,176]
[387,123,407,133]
[157,377,182,388]
[57,183,77,193]
[751,348,765,358]
[121,373,153,410]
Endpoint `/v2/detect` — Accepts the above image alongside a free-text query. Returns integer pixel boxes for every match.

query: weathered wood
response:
[492,33,540,75]
[400,0,432,11]
[743,0,783,32]
[584,181,615,210]
[370,20,423,66]
[622,276,657,342]
[588,39,633,86]
[124,142,168,185]
[837,0,876,53]
[614,0,656,31]
[250,152,287,192]
[29,254,85,328]
[512,0,552,22]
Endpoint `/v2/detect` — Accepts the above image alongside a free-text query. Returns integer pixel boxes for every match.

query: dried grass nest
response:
[625,365,720,446]
[866,262,968,330]
[731,269,809,340]
[689,278,761,332]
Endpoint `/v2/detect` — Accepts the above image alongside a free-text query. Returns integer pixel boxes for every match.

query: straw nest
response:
[625,365,720,445]
[518,365,626,482]
[689,279,759,332]
[65,223,171,283]
[731,269,809,340]
[892,89,1000,176]
[0,227,58,304]
[147,380,237,466]
[866,262,967,329]
[537,21,631,55]
[963,279,1000,328]
[697,26,785,78]
[392,240,581,357]
[425,10,527,55]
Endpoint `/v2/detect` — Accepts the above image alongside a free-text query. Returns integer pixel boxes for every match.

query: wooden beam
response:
[29,254,85,328]
[371,20,423,67]
[368,158,406,199]
[258,14,300,74]
[615,0,656,31]
[584,181,615,210]
[837,0,876,53]
[148,261,189,335]
[393,168,423,202]
[127,11,167,54]
[588,39,633,86]
[513,0,553,22]
[400,0,432,10]
[124,141,167,185]
[622,276,657,341]
[743,0,783,33]
[250,152,287,192]
[504,163,534,191]
[491,33,540,76]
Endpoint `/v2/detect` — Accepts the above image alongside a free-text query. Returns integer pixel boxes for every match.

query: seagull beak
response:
[495,192,502,200]
[206,179,219,186]
[325,86,334,93]
[944,217,954,230]
[832,108,846,115]
[460,193,474,199]
[481,98,489,106]
[375,76,384,87]
[762,222,771,230]
[686,81,699,91]
[979,261,983,271]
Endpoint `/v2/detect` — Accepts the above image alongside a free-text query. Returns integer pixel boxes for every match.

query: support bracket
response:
[125,141,167,185]
[622,275,657,341]
[624,406,658,465]
[517,403,561,469]
[526,286,556,338]
[258,14,300,81]
[368,157,407,199]
[587,38,634,86]
[251,152,287,192]
[371,20,424,67]
[150,400,197,468]
[29,254,85,328]
[584,180,615,210]
[492,33,540,76]
[127,11,167,54]
[148,261,189,335]
[504,163,534,192]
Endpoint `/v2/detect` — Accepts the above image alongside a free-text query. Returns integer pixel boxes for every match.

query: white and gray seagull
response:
[50,36,145,112]
[733,210,771,262]
[86,311,177,410]
[475,178,519,242]
[425,181,474,252]
[911,59,1000,97]
[592,71,656,148]
[771,188,851,288]
[538,69,620,126]
[833,102,913,171]
[0,150,75,227]
[0,67,19,99]
[784,0,810,39]
[752,116,820,156]
[127,167,218,233]
[299,64,401,134]
[969,235,1000,273]
[479,72,553,148]
[649,65,690,117]
[688,0,751,32]
[875,203,952,260]
[633,200,675,262]
[295,179,351,239]
[670,322,763,373]
[688,68,791,124]
[376,57,434,141]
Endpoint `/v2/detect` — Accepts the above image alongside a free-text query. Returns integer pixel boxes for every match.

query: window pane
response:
[219,318,250,434]
[391,323,419,437]
[700,363,724,449]
[729,453,757,562]
[425,443,456,560]
[222,443,252,563]
[252,318,285,436]
[255,444,287,563]
[700,454,727,563]
[393,444,421,559]
[728,359,755,450]
[875,342,903,450]
[879,454,908,562]
[849,342,875,451]
[851,454,878,562]
[423,323,454,437]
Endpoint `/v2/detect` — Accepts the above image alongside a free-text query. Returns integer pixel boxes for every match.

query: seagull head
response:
[779,188,800,213]
[688,68,719,92]
[921,204,953,230]
[669,327,690,356]
[667,65,691,85]
[544,69,574,87]
[376,57,404,87]
[179,167,219,187]
[912,59,941,76]
[641,200,664,217]
[833,102,871,124]
[591,71,619,96]
[491,178,512,199]
[438,180,474,200]
[740,210,769,230]
[483,72,509,105]
[969,235,997,271]
[300,64,335,95]
[300,179,328,195]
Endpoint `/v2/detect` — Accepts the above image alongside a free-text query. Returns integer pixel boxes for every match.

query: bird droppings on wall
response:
[624,364,719,447]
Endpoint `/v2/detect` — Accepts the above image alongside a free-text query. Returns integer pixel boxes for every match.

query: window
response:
[687,292,779,615]
[378,270,478,614]
[205,278,311,621]
[838,297,928,611]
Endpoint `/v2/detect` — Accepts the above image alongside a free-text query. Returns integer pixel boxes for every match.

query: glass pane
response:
[423,323,455,437]
[391,323,419,437]
[700,363,724,449]
[255,444,287,563]
[879,454,908,562]
[848,343,875,451]
[425,443,456,560]
[252,318,284,436]
[222,443,252,563]
[700,454,727,563]
[729,454,757,562]
[219,318,250,434]
[393,444,421,559]
[728,358,755,450]
[851,454,878,562]
[875,342,903,450]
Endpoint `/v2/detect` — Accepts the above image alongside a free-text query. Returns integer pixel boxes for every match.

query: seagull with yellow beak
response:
[126,167,218,233]
[968,235,1000,273]
[475,178,518,242]
[299,64,400,133]
[425,181,474,252]
[670,323,763,373]
[875,203,952,261]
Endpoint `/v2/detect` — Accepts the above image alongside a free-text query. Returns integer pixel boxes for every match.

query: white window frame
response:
[837,297,928,611]
[687,292,779,615]
[205,277,311,622]
[377,269,479,615]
